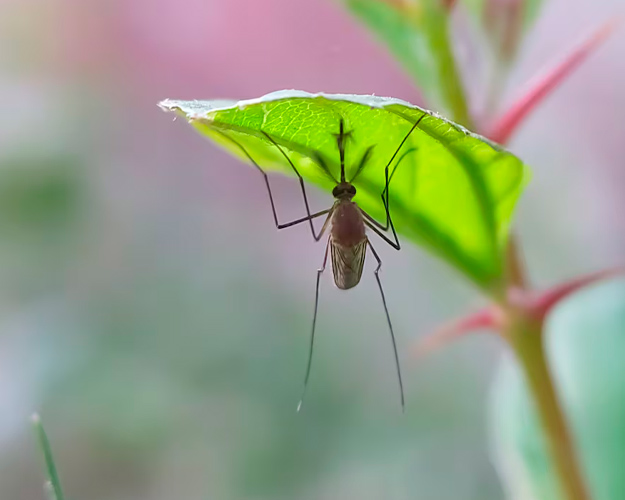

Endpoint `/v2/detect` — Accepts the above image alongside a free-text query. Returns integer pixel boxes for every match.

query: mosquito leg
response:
[380,148,417,218]
[366,147,417,252]
[365,114,427,241]
[359,147,417,240]
[360,179,403,250]
[367,238,405,412]
[214,130,329,238]
[274,209,331,230]
[262,132,327,242]
[363,218,400,251]
[297,237,331,412]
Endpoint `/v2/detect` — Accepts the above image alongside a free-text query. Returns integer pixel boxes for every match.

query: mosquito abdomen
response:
[330,201,367,290]
[331,200,365,246]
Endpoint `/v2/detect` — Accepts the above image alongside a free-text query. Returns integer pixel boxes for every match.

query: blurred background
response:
[0,0,623,499]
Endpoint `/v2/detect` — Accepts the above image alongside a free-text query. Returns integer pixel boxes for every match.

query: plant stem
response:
[505,235,527,290]
[507,316,591,500]
[428,13,473,129]
[502,237,591,500]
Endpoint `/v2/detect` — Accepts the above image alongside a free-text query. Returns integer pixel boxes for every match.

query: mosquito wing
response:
[330,237,367,290]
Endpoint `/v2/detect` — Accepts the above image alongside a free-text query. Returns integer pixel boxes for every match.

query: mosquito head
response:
[332,182,357,200]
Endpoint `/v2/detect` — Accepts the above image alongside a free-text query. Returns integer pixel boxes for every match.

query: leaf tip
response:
[158,99,175,112]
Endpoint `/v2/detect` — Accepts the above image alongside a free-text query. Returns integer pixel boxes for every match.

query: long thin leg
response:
[362,147,416,237]
[380,116,427,216]
[215,130,329,240]
[367,147,417,251]
[367,238,405,412]
[262,132,326,242]
[363,217,400,250]
[297,237,331,412]
[380,148,417,218]
[364,114,427,247]
[277,209,331,230]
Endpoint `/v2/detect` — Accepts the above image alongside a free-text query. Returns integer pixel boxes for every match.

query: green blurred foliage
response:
[23,250,493,500]
[0,156,85,298]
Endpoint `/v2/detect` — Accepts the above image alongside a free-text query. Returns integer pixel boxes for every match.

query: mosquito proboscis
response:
[216,114,425,412]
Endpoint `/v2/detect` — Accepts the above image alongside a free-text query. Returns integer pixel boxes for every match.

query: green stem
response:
[505,234,527,290]
[502,238,591,500]
[508,319,591,500]
[425,7,473,128]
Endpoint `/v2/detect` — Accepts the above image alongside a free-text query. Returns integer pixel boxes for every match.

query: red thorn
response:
[412,307,502,360]
[527,267,625,321]
[488,18,621,144]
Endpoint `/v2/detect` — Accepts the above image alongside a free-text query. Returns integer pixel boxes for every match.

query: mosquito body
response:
[217,114,425,411]
[329,187,367,290]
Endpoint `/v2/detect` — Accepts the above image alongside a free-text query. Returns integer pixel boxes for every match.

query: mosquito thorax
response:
[332,182,357,200]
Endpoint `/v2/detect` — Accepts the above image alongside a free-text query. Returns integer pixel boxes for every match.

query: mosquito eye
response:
[350,186,357,196]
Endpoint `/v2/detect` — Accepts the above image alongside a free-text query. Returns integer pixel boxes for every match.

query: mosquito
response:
[215,114,425,411]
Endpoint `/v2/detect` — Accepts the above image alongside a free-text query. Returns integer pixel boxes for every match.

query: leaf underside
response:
[160,90,529,292]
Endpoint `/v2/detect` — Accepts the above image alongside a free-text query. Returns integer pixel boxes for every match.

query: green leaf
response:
[159,91,529,293]
[490,279,625,500]
[345,0,472,127]
[32,414,66,500]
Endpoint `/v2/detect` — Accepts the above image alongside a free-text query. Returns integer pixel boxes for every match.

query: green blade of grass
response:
[32,414,65,500]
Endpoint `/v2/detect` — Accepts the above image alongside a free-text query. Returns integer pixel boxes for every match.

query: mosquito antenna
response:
[310,151,339,184]
[349,145,376,183]
[368,239,405,411]
[297,238,331,412]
